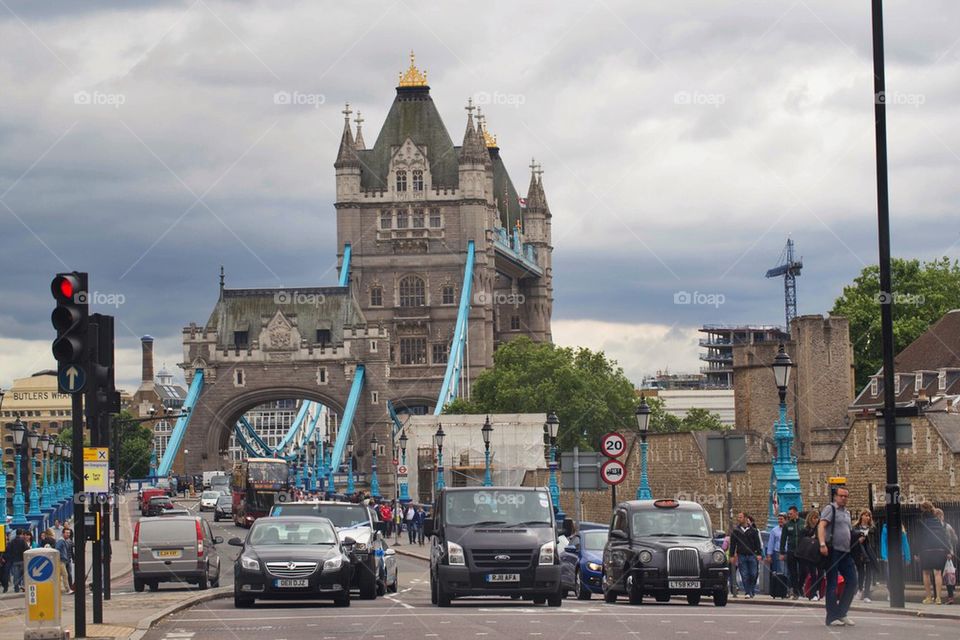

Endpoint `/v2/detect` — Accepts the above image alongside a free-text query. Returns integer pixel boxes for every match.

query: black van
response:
[426,487,566,607]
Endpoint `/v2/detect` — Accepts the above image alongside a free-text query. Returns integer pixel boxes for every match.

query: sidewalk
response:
[738,593,960,621]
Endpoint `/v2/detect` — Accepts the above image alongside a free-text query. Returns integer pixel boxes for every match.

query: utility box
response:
[23,548,65,640]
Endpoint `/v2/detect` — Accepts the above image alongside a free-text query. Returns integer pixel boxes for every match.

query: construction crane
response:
[765,238,803,330]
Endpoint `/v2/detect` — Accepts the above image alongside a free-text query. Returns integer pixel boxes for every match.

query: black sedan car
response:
[230,516,354,607]
[214,495,233,522]
[602,499,729,606]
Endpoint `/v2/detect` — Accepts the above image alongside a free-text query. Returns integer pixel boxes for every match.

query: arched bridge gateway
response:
[169,55,555,493]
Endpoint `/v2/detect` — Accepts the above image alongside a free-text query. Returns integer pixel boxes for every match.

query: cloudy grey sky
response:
[1,0,958,392]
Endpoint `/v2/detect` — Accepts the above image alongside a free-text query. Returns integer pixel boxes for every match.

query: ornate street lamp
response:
[54,442,63,502]
[768,343,801,531]
[308,441,318,492]
[39,432,52,511]
[481,416,494,487]
[544,411,564,522]
[370,434,380,498]
[635,397,652,499]
[434,424,446,490]
[26,425,42,519]
[9,417,28,527]
[346,438,355,495]
[398,431,410,503]
[324,439,334,494]
[0,389,5,523]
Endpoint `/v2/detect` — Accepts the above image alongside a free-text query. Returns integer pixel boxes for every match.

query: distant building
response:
[658,389,735,426]
[641,371,705,390]
[699,324,788,388]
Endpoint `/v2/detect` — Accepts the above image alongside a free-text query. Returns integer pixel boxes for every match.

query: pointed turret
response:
[458,97,487,164]
[525,157,545,211]
[354,110,366,150]
[335,102,360,169]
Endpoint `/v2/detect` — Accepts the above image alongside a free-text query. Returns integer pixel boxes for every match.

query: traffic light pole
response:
[86,320,103,625]
[72,391,86,639]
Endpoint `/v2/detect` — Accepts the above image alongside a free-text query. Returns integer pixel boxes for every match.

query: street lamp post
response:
[63,448,73,520]
[398,432,410,503]
[27,425,42,519]
[545,412,565,523]
[636,398,652,500]
[481,416,494,487]
[370,435,380,498]
[769,344,802,530]
[434,424,445,490]
[9,418,28,527]
[0,389,6,524]
[40,432,52,511]
[53,443,63,504]
[324,439,334,494]
[308,442,317,492]
[346,438,355,495]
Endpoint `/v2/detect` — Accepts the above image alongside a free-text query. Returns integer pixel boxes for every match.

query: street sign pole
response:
[84,318,103,625]
[71,389,85,639]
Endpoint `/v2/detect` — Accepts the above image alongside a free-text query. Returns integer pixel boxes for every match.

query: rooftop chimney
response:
[141,335,155,383]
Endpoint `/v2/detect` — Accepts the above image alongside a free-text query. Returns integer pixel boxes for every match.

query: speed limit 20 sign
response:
[600,458,627,485]
[601,432,626,458]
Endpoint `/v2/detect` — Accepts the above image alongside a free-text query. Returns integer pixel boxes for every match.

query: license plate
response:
[156,550,181,558]
[486,573,520,583]
[274,579,309,588]
[669,580,700,590]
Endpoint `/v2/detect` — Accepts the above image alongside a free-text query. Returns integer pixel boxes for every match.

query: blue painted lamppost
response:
[308,441,318,492]
[149,447,158,480]
[636,397,652,500]
[324,439,334,494]
[26,425,42,519]
[39,432,52,511]
[53,442,63,504]
[63,448,73,520]
[369,434,380,498]
[0,389,6,523]
[481,416,494,487]
[768,344,802,529]
[346,438,355,495]
[9,418,28,528]
[434,424,446,490]
[398,431,411,503]
[544,411,565,523]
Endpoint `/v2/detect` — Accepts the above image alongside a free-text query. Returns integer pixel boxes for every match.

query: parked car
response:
[200,491,221,511]
[133,516,222,592]
[214,495,233,523]
[601,499,729,606]
[145,496,174,517]
[560,527,609,600]
[230,516,353,607]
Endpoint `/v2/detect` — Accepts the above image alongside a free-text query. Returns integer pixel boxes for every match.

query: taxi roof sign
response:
[653,499,679,508]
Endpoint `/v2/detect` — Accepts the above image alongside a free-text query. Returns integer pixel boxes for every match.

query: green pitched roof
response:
[491,148,523,229]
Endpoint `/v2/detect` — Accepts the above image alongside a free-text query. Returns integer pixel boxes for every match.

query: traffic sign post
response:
[57,364,86,394]
[600,432,626,458]
[23,548,65,640]
[600,458,627,486]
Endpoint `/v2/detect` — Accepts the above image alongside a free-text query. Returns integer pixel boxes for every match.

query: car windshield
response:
[631,509,711,538]
[248,461,287,484]
[217,496,231,505]
[248,520,337,545]
[582,530,609,550]
[444,490,554,527]
[202,491,220,499]
[271,504,371,529]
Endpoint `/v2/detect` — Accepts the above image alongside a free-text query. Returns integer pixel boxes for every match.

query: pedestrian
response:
[380,502,393,537]
[40,528,57,550]
[414,505,427,545]
[394,503,403,544]
[766,513,785,574]
[729,512,763,598]
[915,501,950,605]
[6,529,29,593]
[55,528,75,594]
[406,504,417,544]
[879,520,911,590]
[779,505,803,599]
[800,510,825,600]
[52,519,64,540]
[852,509,877,603]
[818,486,858,627]
[934,508,957,604]
[722,534,738,597]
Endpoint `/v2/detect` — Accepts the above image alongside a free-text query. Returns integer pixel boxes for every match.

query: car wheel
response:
[198,575,208,590]
[654,593,670,603]
[713,590,728,607]
[211,577,220,588]
[686,593,701,606]
[547,590,563,607]
[575,569,591,601]
[134,578,144,593]
[388,569,398,593]
[430,574,438,605]
[335,590,350,607]
[148,581,159,592]
[603,584,617,603]
[214,514,219,522]
[234,595,254,608]
[437,578,452,607]
[628,577,643,606]
[358,566,377,600]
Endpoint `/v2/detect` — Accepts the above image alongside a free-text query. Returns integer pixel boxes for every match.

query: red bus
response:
[232,458,289,527]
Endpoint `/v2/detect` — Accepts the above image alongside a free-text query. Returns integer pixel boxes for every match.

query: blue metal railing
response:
[157,369,204,477]
[339,243,351,287]
[329,364,365,472]
[435,241,475,414]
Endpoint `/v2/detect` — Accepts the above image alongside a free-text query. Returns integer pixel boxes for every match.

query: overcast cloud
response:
[0,0,958,391]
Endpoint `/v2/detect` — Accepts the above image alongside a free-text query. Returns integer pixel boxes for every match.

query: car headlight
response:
[447,541,465,566]
[240,554,260,571]
[323,556,343,571]
[586,561,603,572]
[539,541,556,565]
[638,550,653,564]
[712,550,727,565]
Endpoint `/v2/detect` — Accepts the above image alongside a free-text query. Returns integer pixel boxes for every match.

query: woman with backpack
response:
[852,509,877,602]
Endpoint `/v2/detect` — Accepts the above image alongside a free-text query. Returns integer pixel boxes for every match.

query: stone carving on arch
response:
[261,310,301,351]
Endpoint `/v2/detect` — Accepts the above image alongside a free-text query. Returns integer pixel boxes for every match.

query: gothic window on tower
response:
[380,211,393,229]
[316,329,331,346]
[432,343,449,364]
[397,210,408,229]
[430,209,441,228]
[412,169,424,191]
[233,331,249,349]
[370,286,383,307]
[442,285,455,305]
[510,315,521,331]
[399,275,426,307]
[399,337,427,365]
[396,170,407,192]
[413,209,424,228]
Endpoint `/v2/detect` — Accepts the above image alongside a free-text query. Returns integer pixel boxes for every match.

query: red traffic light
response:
[51,274,81,302]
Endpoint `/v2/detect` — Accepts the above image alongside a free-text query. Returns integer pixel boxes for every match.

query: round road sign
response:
[27,556,54,582]
[600,458,627,486]
[398,465,408,475]
[600,432,627,458]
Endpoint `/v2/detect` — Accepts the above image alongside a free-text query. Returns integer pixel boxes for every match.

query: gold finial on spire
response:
[398,50,428,87]
[476,108,497,148]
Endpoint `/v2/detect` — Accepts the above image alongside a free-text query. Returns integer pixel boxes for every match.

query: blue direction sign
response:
[27,556,54,582]
[58,364,86,394]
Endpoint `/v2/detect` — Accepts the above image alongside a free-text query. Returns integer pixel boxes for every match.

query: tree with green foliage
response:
[832,257,960,390]
[58,411,154,479]
[646,396,727,433]
[443,337,637,450]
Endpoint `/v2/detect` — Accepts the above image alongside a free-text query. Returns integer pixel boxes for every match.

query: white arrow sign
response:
[30,559,50,580]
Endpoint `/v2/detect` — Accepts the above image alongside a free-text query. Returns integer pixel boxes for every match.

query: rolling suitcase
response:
[770,571,789,599]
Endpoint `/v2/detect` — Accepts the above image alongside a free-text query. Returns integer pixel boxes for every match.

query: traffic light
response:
[51,272,89,363]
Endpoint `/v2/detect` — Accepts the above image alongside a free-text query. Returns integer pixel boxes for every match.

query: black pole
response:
[71,391,86,638]
[871,0,904,609]
[100,411,111,601]
[113,423,121,541]
[86,319,103,624]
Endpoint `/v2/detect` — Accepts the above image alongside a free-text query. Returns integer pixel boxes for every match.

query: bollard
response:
[23,547,66,640]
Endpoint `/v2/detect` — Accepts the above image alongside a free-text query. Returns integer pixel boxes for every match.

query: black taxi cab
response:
[601,499,729,606]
